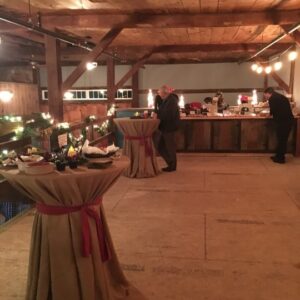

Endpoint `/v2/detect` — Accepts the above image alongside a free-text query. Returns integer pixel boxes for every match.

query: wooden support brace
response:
[114,51,154,93]
[62,27,122,93]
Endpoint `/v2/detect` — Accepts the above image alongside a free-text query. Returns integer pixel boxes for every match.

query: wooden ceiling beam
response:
[60,43,292,57]
[62,27,122,93]
[41,10,300,28]
[281,25,300,47]
[153,43,292,53]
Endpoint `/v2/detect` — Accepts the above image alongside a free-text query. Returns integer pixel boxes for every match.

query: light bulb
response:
[179,95,185,109]
[0,90,13,103]
[288,51,298,61]
[252,89,258,105]
[237,94,242,105]
[274,61,282,71]
[64,91,74,100]
[264,66,272,74]
[251,63,258,71]
[256,66,263,74]
[86,62,98,70]
[147,89,154,108]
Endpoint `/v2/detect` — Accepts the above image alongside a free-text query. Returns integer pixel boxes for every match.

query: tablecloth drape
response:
[114,118,160,178]
[1,158,146,300]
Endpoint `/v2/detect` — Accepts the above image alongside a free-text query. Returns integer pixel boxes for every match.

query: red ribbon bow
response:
[125,135,153,157]
[36,197,109,262]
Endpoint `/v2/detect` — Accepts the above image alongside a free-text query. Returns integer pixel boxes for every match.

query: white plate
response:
[23,163,55,175]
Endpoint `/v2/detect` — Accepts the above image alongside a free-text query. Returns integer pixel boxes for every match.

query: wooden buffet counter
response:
[175,115,300,155]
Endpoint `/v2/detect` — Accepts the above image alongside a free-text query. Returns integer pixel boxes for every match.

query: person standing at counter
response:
[156,85,180,172]
[263,87,294,164]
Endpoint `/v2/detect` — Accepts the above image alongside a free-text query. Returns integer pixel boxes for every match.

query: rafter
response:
[281,25,300,47]
[62,27,122,92]
[41,10,300,29]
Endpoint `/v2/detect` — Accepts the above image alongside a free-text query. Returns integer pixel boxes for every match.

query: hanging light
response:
[0,90,13,103]
[147,89,154,108]
[179,94,185,109]
[251,63,258,71]
[288,51,298,61]
[273,61,282,71]
[64,91,74,100]
[256,66,263,74]
[264,66,272,74]
[86,62,98,70]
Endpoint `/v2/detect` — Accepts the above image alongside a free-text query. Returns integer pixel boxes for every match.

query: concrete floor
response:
[1,154,300,300]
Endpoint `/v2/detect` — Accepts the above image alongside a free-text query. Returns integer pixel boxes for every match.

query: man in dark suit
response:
[263,87,294,164]
[156,85,180,172]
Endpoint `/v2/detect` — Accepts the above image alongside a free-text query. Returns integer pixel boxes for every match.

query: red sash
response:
[125,135,153,157]
[36,197,110,262]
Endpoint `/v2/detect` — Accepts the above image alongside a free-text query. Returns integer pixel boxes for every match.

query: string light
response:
[250,48,298,75]
[256,66,263,74]
[288,51,298,61]
[251,63,258,71]
[273,61,282,71]
[264,66,272,74]
[57,122,70,129]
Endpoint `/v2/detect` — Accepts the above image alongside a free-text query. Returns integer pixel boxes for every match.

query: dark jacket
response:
[157,93,180,132]
[269,92,294,122]
[154,95,163,114]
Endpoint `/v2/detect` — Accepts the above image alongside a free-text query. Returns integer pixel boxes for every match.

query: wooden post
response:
[107,57,115,110]
[132,69,139,107]
[289,56,296,101]
[45,36,63,121]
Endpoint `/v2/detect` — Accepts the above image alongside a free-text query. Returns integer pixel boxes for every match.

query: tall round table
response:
[114,118,160,178]
[0,158,146,300]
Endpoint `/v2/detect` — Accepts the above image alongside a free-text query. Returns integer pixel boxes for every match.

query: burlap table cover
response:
[0,158,146,300]
[114,118,160,178]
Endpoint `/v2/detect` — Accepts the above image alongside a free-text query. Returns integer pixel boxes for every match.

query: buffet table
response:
[0,158,146,300]
[114,118,160,178]
[176,115,300,154]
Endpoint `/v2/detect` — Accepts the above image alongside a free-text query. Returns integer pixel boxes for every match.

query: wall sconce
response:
[0,90,13,103]
[86,62,98,71]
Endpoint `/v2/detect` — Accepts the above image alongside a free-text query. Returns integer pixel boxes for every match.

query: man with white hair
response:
[156,85,180,172]
[263,87,294,164]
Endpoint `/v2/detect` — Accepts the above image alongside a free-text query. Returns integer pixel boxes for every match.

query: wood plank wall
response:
[0,82,39,115]
[40,101,132,123]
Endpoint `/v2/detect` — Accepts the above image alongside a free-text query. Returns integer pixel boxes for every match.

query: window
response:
[41,89,132,101]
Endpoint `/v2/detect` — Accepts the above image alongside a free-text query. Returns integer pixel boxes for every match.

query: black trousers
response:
[157,131,177,169]
[275,120,294,159]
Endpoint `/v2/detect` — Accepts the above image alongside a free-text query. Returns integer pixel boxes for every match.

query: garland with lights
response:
[250,49,298,75]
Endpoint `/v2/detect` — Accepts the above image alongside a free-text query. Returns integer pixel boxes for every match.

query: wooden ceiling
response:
[0,0,300,65]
